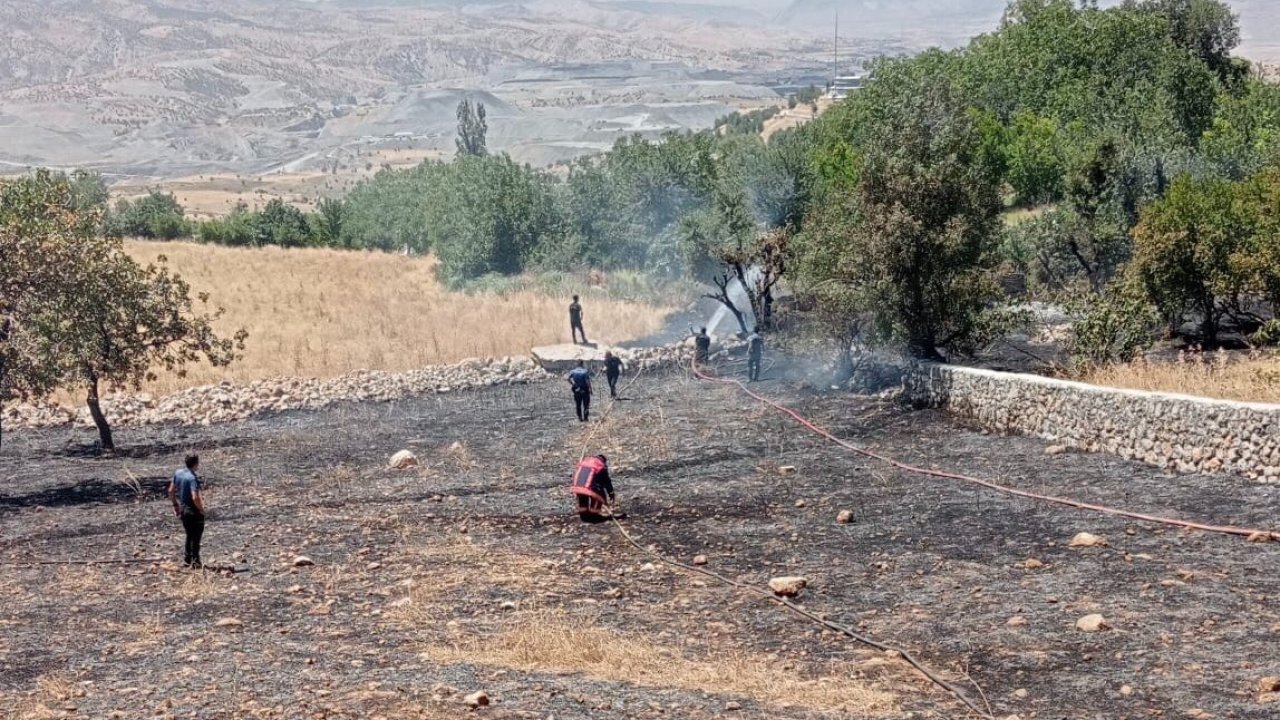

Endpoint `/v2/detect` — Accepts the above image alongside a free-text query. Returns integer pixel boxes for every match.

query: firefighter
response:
[746,327,764,382]
[571,454,616,523]
[692,326,711,365]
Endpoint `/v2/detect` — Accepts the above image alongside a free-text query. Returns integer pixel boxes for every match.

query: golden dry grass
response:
[123,241,674,396]
[425,611,897,714]
[1080,351,1280,404]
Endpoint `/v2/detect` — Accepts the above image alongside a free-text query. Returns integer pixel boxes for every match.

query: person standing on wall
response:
[569,295,588,345]
[168,454,206,569]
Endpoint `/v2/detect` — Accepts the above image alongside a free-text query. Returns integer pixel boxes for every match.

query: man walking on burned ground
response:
[571,454,619,523]
[568,359,592,422]
[604,350,625,399]
[569,294,588,345]
[747,327,764,382]
[168,454,206,568]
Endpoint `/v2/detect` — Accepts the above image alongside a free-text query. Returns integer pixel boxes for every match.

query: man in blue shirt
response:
[568,360,592,422]
[168,454,206,568]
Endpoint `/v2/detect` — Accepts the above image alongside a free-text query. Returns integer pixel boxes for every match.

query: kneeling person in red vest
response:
[571,454,620,523]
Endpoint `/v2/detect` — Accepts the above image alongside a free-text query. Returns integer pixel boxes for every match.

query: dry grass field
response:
[1080,350,1280,404]
[124,241,675,396]
[114,148,448,218]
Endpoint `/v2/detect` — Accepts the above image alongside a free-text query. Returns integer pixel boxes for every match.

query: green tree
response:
[1,171,246,451]
[429,154,563,282]
[109,191,191,239]
[0,172,109,449]
[254,199,313,247]
[312,197,348,247]
[1231,169,1280,331]
[1130,174,1253,344]
[1123,0,1241,81]
[456,99,488,157]
[25,248,246,450]
[800,59,1004,359]
[1006,112,1065,205]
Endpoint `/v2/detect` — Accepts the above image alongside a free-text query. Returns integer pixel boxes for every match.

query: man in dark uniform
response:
[571,454,616,523]
[747,328,764,382]
[568,360,592,422]
[692,327,711,365]
[569,295,587,345]
[168,454,206,568]
[604,351,624,399]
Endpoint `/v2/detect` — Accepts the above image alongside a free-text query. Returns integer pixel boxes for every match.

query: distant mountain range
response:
[0,0,1274,180]
[774,0,1279,54]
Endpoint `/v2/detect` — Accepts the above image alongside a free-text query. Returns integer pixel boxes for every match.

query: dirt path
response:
[1,370,1277,718]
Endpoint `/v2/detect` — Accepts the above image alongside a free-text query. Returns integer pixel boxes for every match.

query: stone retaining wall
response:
[903,363,1280,482]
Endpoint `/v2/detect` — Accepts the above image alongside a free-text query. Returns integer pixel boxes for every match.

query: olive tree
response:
[0,172,110,449]
[1,170,246,452]
[804,60,1004,360]
[27,248,246,451]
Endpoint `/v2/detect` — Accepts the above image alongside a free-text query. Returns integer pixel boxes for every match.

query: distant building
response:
[828,74,866,100]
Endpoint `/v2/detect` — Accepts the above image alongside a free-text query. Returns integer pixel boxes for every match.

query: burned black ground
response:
[1,368,1278,719]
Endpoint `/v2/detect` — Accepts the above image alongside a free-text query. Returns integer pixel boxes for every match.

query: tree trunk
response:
[85,374,114,452]
[724,300,749,335]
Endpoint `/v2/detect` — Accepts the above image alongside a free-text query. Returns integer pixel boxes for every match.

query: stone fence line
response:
[902,363,1280,483]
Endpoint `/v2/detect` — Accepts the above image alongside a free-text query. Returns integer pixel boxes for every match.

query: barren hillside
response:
[0,0,840,177]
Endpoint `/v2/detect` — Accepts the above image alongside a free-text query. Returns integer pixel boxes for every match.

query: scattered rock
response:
[1007,616,1027,627]
[1076,614,1110,632]
[1247,532,1274,543]
[1013,688,1028,698]
[724,701,742,711]
[836,510,854,524]
[778,466,797,476]
[1045,445,1067,456]
[214,617,243,628]
[692,555,708,566]
[1259,677,1280,693]
[499,601,517,611]
[1023,558,1044,569]
[1120,685,1133,696]
[768,576,808,597]
[464,691,490,708]
[1070,532,1107,548]
[292,555,315,567]
[388,450,418,469]
[793,499,806,508]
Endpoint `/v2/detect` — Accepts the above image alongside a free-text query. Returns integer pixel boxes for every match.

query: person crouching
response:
[571,454,616,523]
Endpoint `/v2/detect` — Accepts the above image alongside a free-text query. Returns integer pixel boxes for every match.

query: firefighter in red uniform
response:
[571,454,616,523]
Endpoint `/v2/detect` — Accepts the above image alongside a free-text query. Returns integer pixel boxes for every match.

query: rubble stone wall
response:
[903,363,1280,482]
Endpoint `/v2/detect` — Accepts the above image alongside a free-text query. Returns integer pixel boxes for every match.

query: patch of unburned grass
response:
[1080,350,1280,404]
[424,611,897,714]
[8,672,82,720]
[119,241,676,396]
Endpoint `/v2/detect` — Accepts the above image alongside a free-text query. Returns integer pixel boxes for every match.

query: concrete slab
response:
[531,343,613,373]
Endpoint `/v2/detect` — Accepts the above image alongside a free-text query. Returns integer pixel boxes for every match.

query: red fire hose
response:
[692,358,1280,542]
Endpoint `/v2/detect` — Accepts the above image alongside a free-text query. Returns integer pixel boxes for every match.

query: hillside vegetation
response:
[8,0,1280,450]
[123,241,675,396]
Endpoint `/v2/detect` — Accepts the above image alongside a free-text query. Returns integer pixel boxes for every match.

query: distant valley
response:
[0,0,1275,183]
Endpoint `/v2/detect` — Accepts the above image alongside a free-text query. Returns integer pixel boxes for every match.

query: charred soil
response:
[1,366,1278,718]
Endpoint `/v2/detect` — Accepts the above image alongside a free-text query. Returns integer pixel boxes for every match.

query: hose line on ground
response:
[577,356,995,718]
[691,358,1280,542]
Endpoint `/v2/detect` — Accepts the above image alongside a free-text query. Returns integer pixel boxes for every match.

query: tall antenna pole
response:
[833,8,839,84]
